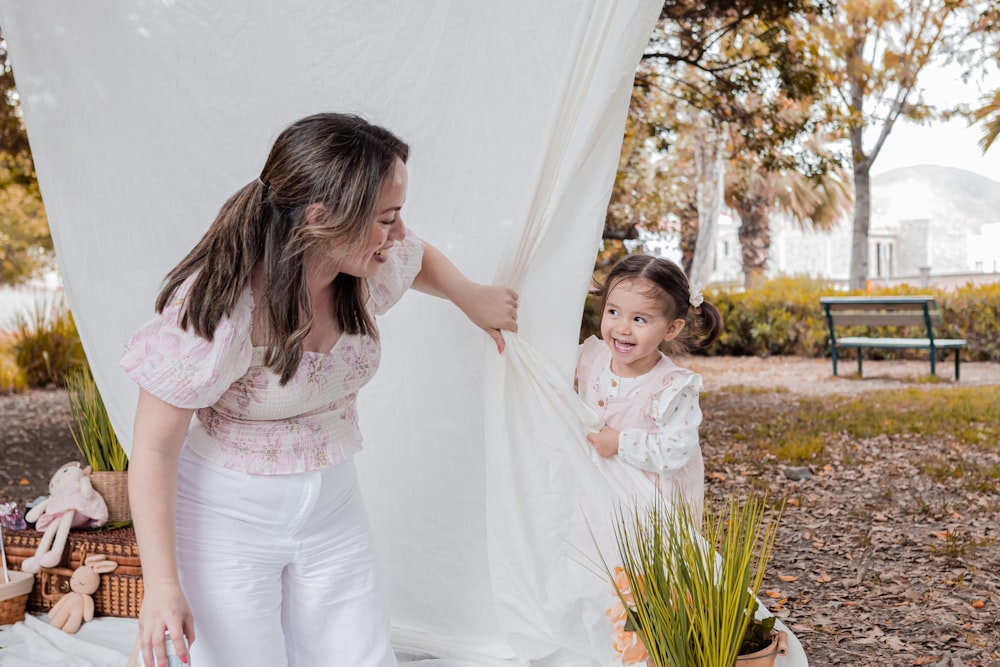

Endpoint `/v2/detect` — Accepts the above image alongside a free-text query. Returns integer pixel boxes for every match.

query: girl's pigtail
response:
[687,299,723,348]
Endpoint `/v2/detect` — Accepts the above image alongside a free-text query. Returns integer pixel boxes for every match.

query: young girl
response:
[575,254,723,516]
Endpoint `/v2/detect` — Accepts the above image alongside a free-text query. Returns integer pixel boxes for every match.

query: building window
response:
[874,241,894,278]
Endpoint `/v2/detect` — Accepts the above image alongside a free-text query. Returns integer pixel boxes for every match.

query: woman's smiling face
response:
[334,157,408,280]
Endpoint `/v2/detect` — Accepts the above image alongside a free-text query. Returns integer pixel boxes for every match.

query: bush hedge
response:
[581,276,1000,362]
[9,297,86,387]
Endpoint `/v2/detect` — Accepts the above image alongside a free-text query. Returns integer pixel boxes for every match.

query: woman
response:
[121,113,518,667]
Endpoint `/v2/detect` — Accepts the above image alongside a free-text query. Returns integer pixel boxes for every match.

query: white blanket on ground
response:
[0,614,521,666]
[0,615,133,667]
[0,2,809,664]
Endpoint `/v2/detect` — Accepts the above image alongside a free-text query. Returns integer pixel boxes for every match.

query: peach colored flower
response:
[609,568,650,667]
[606,599,626,623]
[612,622,649,666]
[613,566,641,607]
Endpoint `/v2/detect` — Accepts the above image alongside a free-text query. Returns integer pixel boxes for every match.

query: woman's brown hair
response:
[155,113,409,384]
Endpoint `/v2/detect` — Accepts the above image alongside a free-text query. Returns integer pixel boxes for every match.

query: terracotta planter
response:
[736,630,788,667]
[641,629,789,667]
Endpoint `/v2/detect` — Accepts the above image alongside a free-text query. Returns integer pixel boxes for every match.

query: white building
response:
[723,165,1000,285]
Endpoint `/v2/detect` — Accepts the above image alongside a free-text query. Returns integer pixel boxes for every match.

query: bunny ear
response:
[93,560,119,574]
[84,554,108,566]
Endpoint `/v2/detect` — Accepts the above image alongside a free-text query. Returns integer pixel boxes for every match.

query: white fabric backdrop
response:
[0,2,808,665]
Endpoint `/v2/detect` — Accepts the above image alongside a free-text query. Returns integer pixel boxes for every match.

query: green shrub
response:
[0,338,27,392]
[580,291,602,343]
[940,282,1000,362]
[708,277,830,357]
[10,296,86,387]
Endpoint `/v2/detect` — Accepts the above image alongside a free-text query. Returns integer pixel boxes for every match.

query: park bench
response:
[820,295,968,379]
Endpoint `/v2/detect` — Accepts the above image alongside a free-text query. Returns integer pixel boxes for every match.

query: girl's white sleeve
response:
[615,373,703,475]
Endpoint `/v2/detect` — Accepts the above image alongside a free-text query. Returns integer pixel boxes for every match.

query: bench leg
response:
[955,350,961,381]
[930,347,937,376]
[832,347,838,376]
[857,349,863,377]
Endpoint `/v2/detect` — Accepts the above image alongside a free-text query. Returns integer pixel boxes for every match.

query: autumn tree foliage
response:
[610,0,837,286]
[807,0,987,290]
[971,2,1000,155]
[0,26,50,286]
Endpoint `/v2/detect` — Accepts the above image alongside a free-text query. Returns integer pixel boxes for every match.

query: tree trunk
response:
[688,122,725,287]
[679,202,698,275]
[846,31,871,293]
[849,162,871,291]
[736,195,771,290]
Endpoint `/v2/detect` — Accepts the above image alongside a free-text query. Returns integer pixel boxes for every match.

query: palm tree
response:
[973,89,1000,154]
[726,136,853,289]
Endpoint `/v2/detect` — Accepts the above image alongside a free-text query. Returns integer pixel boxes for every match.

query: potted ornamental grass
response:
[604,490,787,667]
[66,366,130,524]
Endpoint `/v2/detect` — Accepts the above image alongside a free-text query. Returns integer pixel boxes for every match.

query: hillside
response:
[872,164,1000,234]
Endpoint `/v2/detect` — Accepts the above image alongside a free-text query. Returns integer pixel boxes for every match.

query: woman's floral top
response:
[120,232,423,475]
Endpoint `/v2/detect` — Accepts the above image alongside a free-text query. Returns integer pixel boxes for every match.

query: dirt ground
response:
[0,387,78,507]
[2,356,999,665]
[677,353,1000,398]
[684,355,1000,667]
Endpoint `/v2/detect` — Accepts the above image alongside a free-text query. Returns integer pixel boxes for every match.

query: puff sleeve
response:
[119,277,254,409]
[615,372,704,475]
[367,229,424,316]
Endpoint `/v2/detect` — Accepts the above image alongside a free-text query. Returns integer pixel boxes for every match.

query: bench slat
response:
[837,337,967,349]
[828,314,930,327]
[820,296,937,306]
[823,301,931,313]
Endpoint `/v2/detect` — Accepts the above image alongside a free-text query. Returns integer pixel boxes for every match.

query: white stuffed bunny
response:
[22,462,109,573]
[47,554,119,633]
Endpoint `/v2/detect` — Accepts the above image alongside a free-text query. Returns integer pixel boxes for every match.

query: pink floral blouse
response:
[120,232,424,475]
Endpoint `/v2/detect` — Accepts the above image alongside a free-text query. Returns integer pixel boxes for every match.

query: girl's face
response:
[329,157,408,280]
[600,278,685,377]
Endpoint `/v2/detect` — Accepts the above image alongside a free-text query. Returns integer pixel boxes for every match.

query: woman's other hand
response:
[137,582,194,666]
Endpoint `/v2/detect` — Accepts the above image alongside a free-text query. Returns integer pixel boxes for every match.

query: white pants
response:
[174,446,396,667]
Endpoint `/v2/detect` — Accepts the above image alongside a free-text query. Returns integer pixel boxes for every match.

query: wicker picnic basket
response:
[2,526,143,618]
[0,570,34,625]
[88,470,131,524]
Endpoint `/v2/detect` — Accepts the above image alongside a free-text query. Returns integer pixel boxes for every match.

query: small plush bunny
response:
[48,554,119,634]
[22,462,108,573]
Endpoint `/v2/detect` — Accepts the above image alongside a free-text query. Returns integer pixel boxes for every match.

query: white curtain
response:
[0,2,808,665]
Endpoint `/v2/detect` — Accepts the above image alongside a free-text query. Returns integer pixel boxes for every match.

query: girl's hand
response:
[137,582,194,666]
[587,426,621,458]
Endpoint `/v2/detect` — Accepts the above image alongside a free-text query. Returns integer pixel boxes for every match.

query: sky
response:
[870,61,1000,182]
